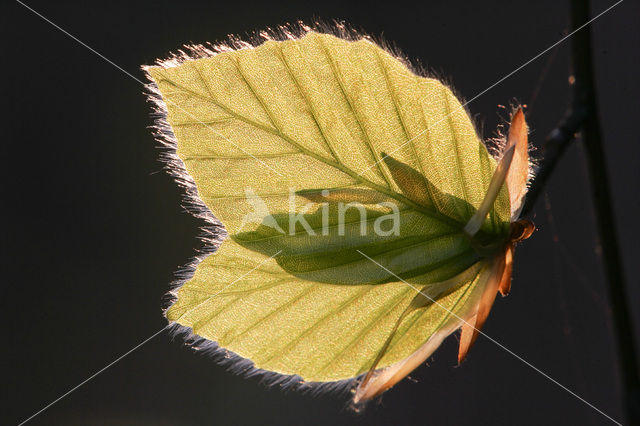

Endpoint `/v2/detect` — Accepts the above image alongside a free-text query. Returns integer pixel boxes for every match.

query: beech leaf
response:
[144,28,530,403]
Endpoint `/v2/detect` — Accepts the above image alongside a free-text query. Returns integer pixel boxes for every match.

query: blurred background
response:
[3,0,639,424]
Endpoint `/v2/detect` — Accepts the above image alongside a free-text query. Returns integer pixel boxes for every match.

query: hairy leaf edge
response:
[141,20,506,398]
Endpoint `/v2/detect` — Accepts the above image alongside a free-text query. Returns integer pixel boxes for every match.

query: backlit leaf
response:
[144,29,523,402]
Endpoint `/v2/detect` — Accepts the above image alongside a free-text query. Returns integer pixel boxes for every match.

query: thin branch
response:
[522,1,639,423]
[520,100,588,216]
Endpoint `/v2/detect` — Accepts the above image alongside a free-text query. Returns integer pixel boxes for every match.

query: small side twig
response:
[520,101,588,216]
[522,1,639,423]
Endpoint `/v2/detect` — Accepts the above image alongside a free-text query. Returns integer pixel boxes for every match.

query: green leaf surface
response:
[147,31,511,382]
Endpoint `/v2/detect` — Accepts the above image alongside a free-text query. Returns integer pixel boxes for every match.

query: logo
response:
[238,188,401,236]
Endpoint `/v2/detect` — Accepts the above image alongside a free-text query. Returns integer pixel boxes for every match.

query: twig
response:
[520,102,588,216]
[522,1,639,423]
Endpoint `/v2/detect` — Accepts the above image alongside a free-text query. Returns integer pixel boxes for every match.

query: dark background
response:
[3,1,639,425]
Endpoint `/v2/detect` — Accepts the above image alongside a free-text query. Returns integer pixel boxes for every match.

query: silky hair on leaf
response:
[142,21,534,406]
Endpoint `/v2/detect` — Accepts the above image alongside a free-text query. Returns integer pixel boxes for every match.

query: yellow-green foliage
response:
[146,31,511,383]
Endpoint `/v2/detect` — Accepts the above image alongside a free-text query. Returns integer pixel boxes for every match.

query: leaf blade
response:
[146,30,513,386]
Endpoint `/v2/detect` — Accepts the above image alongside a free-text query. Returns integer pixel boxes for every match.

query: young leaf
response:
[144,28,529,403]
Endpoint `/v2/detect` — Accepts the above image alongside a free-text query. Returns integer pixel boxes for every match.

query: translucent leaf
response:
[145,30,514,398]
